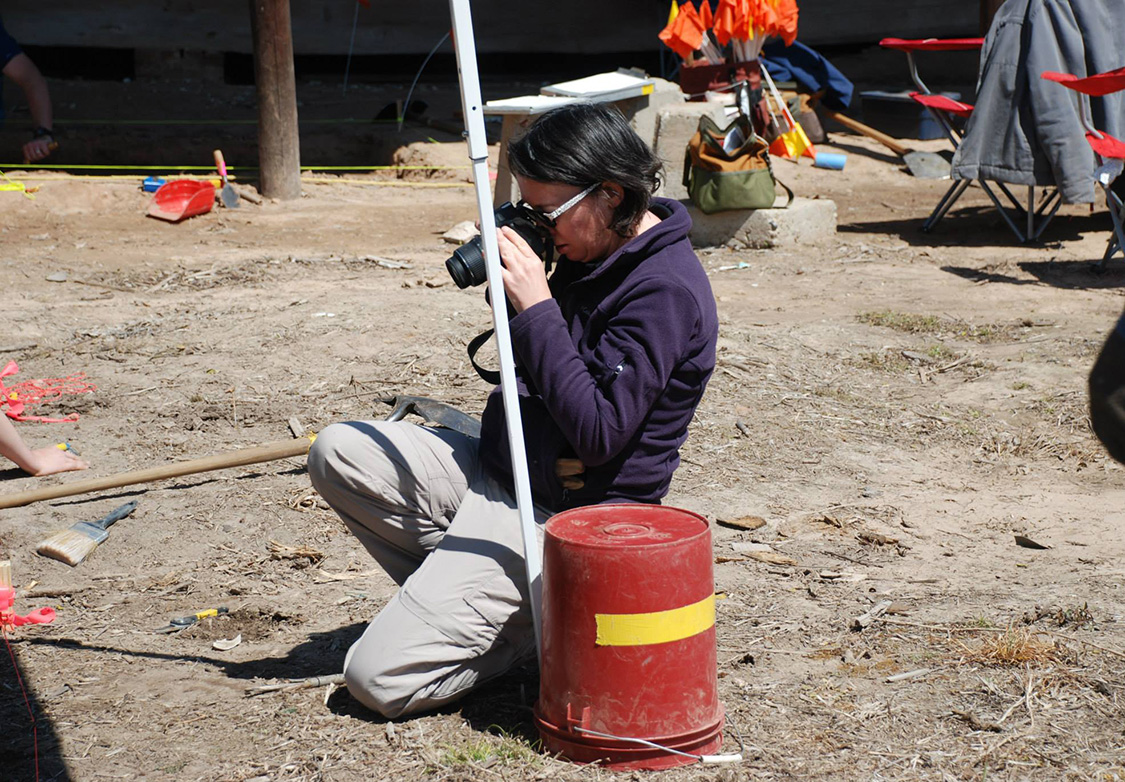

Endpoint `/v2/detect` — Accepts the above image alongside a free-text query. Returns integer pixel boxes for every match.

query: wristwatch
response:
[32,126,54,140]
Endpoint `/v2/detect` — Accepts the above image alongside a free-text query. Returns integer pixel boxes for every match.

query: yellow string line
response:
[7,173,472,189]
[0,170,35,200]
[302,178,470,187]
[0,163,470,171]
[46,118,399,126]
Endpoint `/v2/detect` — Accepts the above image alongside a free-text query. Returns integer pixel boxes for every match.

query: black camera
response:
[445,202,553,289]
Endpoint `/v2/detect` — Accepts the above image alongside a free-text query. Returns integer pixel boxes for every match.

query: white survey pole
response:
[447,0,543,657]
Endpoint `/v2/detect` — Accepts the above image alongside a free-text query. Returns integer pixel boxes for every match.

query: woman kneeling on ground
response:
[308,102,719,718]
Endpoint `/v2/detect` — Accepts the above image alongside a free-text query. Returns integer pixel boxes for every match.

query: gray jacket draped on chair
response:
[951,0,1125,204]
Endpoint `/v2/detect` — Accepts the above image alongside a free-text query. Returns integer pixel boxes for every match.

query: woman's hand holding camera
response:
[497,225,551,313]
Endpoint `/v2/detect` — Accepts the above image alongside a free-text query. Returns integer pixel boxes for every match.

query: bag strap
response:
[761,148,795,209]
[467,328,501,385]
[773,175,795,208]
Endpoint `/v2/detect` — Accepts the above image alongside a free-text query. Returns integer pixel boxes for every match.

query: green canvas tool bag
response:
[683,114,793,214]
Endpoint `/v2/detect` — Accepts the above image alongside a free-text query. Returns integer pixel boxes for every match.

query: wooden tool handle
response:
[822,109,910,157]
[0,437,314,510]
[213,149,228,179]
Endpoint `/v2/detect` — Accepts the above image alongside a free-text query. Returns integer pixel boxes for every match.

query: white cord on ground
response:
[573,727,743,764]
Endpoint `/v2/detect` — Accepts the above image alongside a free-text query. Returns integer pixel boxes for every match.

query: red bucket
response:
[533,504,723,770]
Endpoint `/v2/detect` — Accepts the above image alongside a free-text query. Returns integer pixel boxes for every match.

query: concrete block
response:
[653,100,730,201]
[686,197,837,249]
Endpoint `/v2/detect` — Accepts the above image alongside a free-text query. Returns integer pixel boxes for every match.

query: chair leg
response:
[923,179,971,233]
[1100,183,1125,269]
[977,181,1028,242]
[1030,188,1062,241]
[973,182,1061,243]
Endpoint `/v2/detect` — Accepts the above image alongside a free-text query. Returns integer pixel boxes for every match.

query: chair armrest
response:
[880,37,984,52]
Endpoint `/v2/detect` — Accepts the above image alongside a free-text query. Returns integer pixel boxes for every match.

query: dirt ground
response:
[2,73,1125,782]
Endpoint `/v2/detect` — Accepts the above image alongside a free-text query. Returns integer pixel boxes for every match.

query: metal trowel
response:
[213,148,241,208]
[823,109,951,179]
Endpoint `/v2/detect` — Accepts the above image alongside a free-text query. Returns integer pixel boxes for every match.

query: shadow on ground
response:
[1,642,72,781]
[841,208,1119,253]
[942,259,1125,290]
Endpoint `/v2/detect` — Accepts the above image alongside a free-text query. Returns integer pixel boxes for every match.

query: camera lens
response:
[444,202,553,288]
[445,237,486,289]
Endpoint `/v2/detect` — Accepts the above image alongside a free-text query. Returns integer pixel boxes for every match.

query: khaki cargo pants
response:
[307,420,549,718]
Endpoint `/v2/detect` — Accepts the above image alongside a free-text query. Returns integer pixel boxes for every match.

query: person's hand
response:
[22,136,54,163]
[555,458,585,490]
[1090,326,1125,464]
[25,446,88,477]
[497,225,551,314]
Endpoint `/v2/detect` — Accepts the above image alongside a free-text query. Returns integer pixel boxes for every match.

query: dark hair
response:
[507,102,663,237]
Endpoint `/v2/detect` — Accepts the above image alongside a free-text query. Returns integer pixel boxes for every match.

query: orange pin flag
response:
[712,0,736,46]
[677,2,707,53]
[659,4,694,60]
[775,0,799,45]
[699,0,713,29]
[661,9,699,60]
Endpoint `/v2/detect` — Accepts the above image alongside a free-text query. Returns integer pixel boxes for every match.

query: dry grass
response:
[435,729,543,770]
[858,310,1024,343]
[955,625,1064,667]
[267,539,326,565]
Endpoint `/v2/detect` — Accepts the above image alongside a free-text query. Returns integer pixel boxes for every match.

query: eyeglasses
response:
[519,183,598,230]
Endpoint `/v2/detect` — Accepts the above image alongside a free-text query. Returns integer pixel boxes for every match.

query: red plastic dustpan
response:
[147,180,216,222]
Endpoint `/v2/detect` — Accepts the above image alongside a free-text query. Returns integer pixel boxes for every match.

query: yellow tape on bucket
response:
[595,594,715,647]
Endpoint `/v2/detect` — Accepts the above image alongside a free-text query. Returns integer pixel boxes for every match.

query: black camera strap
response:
[467,328,501,385]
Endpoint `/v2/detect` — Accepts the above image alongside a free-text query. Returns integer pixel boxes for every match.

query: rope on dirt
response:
[0,170,35,199]
[0,164,470,171]
[0,361,96,423]
[5,175,472,188]
[25,118,424,126]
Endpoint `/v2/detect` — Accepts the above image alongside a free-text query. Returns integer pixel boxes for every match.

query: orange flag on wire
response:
[732,0,749,41]
[699,0,713,29]
[774,0,798,45]
[752,0,778,39]
[712,0,736,45]
[659,5,691,60]
[680,2,707,50]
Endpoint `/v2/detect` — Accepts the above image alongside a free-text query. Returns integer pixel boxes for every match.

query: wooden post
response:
[249,0,301,200]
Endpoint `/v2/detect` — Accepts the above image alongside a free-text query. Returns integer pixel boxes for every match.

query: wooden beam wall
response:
[8,1,977,54]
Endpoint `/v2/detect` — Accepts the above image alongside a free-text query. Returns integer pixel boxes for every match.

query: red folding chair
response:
[1042,66,1125,267]
[881,37,1062,243]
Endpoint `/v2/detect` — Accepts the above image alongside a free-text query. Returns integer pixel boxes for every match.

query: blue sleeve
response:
[0,17,23,70]
[760,39,854,111]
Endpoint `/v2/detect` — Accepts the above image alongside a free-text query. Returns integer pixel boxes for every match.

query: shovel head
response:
[220,183,240,209]
[380,395,481,438]
[903,150,952,180]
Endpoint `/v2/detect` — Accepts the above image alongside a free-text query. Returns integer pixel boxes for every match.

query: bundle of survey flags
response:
[659,0,798,65]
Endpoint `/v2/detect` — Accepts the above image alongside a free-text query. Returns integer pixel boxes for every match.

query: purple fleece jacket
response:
[479,197,718,511]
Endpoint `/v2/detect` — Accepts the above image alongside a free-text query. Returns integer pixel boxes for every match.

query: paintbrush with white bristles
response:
[36,501,138,566]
